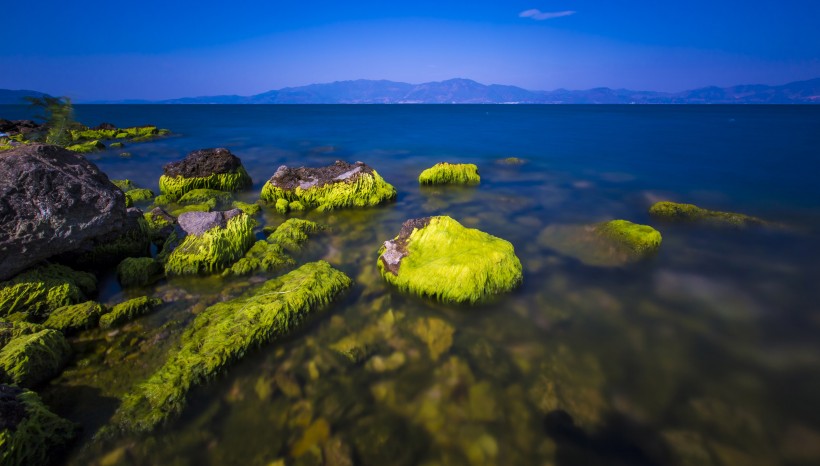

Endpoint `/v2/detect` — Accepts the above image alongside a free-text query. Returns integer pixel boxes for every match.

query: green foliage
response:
[0,322,71,387]
[109,261,351,433]
[418,163,480,185]
[98,296,163,329]
[649,201,766,227]
[378,216,522,304]
[0,264,97,322]
[117,257,163,288]
[0,385,77,466]
[23,95,75,146]
[260,170,396,212]
[158,166,252,200]
[165,213,255,276]
[42,301,106,333]
[595,220,662,256]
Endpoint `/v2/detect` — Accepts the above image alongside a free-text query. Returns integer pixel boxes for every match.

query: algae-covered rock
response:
[418,162,480,185]
[124,188,155,207]
[117,257,163,288]
[649,201,766,227]
[0,384,77,466]
[224,219,324,277]
[231,200,261,216]
[166,211,255,276]
[110,261,351,433]
[42,301,106,333]
[0,321,71,387]
[496,157,525,166]
[266,218,324,252]
[98,296,163,329]
[260,161,396,212]
[178,188,233,206]
[0,264,97,321]
[411,317,454,362]
[143,207,176,245]
[65,139,105,153]
[539,219,662,267]
[378,216,522,304]
[595,220,662,257]
[67,208,151,266]
[159,148,252,200]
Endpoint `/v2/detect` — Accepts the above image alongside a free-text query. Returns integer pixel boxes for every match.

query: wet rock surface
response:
[379,217,431,275]
[178,208,243,236]
[269,161,375,190]
[0,144,127,280]
[163,148,245,178]
[0,119,41,136]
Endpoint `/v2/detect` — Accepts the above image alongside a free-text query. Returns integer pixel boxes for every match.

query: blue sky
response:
[2,1,819,100]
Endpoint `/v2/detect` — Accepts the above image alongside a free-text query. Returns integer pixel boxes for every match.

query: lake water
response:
[3,105,820,465]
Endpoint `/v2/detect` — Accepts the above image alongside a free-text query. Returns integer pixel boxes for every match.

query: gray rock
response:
[0,144,127,280]
[177,208,243,236]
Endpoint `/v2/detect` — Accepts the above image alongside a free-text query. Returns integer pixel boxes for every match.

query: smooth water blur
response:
[3,105,820,465]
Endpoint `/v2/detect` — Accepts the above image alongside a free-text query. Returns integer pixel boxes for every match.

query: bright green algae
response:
[109,261,351,433]
[117,257,164,288]
[224,219,323,277]
[418,162,480,185]
[378,216,522,304]
[0,385,77,466]
[165,213,256,276]
[595,220,662,256]
[0,264,96,322]
[42,301,106,333]
[0,322,71,387]
[65,140,105,153]
[124,188,155,207]
[649,201,766,227]
[178,189,234,206]
[159,167,253,201]
[98,296,163,329]
[260,169,396,213]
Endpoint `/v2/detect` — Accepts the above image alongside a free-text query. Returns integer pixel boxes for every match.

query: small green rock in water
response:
[65,140,105,153]
[595,219,662,257]
[42,301,106,333]
[0,321,71,387]
[124,188,155,206]
[418,162,480,185]
[649,201,766,227]
[98,296,163,329]
[117,257,163,288]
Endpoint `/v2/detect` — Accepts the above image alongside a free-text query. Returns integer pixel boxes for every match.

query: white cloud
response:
[519,9,576,20]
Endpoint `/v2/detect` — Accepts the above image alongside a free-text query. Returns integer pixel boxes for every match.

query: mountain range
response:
[3,78,820,104]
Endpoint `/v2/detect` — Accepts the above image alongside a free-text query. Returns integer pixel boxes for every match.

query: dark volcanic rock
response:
[93,122,117,130]
[178,208,243,236]
[163,148,244,178]
[0,144,128,280]
[268,160,374,190]
[0,119,41,135]
[380,217,431,275]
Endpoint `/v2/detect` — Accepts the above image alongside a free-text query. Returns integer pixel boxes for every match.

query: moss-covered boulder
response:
[109,261,351,433]
[0,264,97,322]
[165,210,255,276]
[260,161,396,213]
[649,201,766,227]
[378,216,522,304]
[538,219,662,267]
[158,148,252,200]
[0,384,77,466]
[224,219,323,277]
[418,162,480,185]
[595,220,662,256]
[42,301,106,333]
[98,296,163,329]
[65,140,105,153]
[0,322,71,387]
[117,257,163,288]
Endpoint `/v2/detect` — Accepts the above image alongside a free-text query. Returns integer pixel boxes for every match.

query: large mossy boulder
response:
[165,210,255,276]
[0,144,128,280]
[418,162,480,185]
[260,160,396,213]
[377,216,522,304]
[0,384,77,466]
[0,264,97,322]
[158,148,252,200]
[649,201,766,227]
[110,261,351,433]
[538,219,662,267]
[0,321,71,388]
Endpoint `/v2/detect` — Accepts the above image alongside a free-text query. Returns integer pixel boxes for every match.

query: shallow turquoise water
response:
[3,105,820,465]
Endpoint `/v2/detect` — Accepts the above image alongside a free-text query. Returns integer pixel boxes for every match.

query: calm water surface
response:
[3,105,820,465]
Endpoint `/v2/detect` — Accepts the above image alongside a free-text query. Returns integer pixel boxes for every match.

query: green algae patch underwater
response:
[224,218,323,277]
[418,162,480,185]
[538,219,661,267]
[378,216,522,304]
[165,213,256,276]
[0,264,96,322]
[595,220,662,256]
[0,321,71,388]
[649,201,767,227]
[0,384,77,466]
[117,257,164,288]
[260,161,396,213]
[108,261,351,434]
[158,148,253,200]
[98,296,163,329]
[42,301,106,333]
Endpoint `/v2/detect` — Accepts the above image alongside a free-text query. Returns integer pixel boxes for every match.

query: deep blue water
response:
[3,105,820,465]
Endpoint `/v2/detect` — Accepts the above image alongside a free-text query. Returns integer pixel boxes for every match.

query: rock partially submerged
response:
[165,210,255,276]
[42,301,106,334]
[0,144,128,280]
[99,296,163,329]
[418,162,480,185]
[109,261,351,433]
[159,148,252,200]
[224,218,324,277]
[0,321,71,388]
[538,219,662,267]
[260,160,396,213]
[649,201,766,227]
[378,216,522,304]
[0,264,97,322]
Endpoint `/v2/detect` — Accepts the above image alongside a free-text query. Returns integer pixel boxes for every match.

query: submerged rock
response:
[260,160,396,212]
[649,201,767,227]
[0,264,97,322]
[595,220,662,256]
[99,296,163,329]
[224,218,323,277]
[538,219,662,267]
[377,216,522,304]
[0,144,128,280]
[0,321,71,388]
[117,257,164,288]
[42,301,106,334]
[166,211,255,276]
[0,384,77,466]
[108,261,351,433]
[418,162,480,185]
[159,148,252,200]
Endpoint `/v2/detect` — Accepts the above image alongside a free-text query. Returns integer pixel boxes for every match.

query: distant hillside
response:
[0,89,47,104]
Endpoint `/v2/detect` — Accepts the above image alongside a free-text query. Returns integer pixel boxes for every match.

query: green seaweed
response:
[98,296,163,329]
[76,215,151,266]
[266,218,324,252]
[377,216,522,304]
[42,301,106,333]
[260,170,396,212]
[158,166,252,200]
[0,264,97,321]
[109,261,351,433]
[117,257,163,288]
[418,163,480,185]
[223,219,323,277]
[124,188,155,206]
[178,189,233,206]
[0,322,71,387]
[595,219,662,256]
[170,200,216,217]
[231,200,261,216]
[65,140,105,153]
[70,125,164,142]
[109,142,124,149]
[0,385,77,466]
[111,179,137,192]
[165,213,255,276]
[649,201,766,227]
